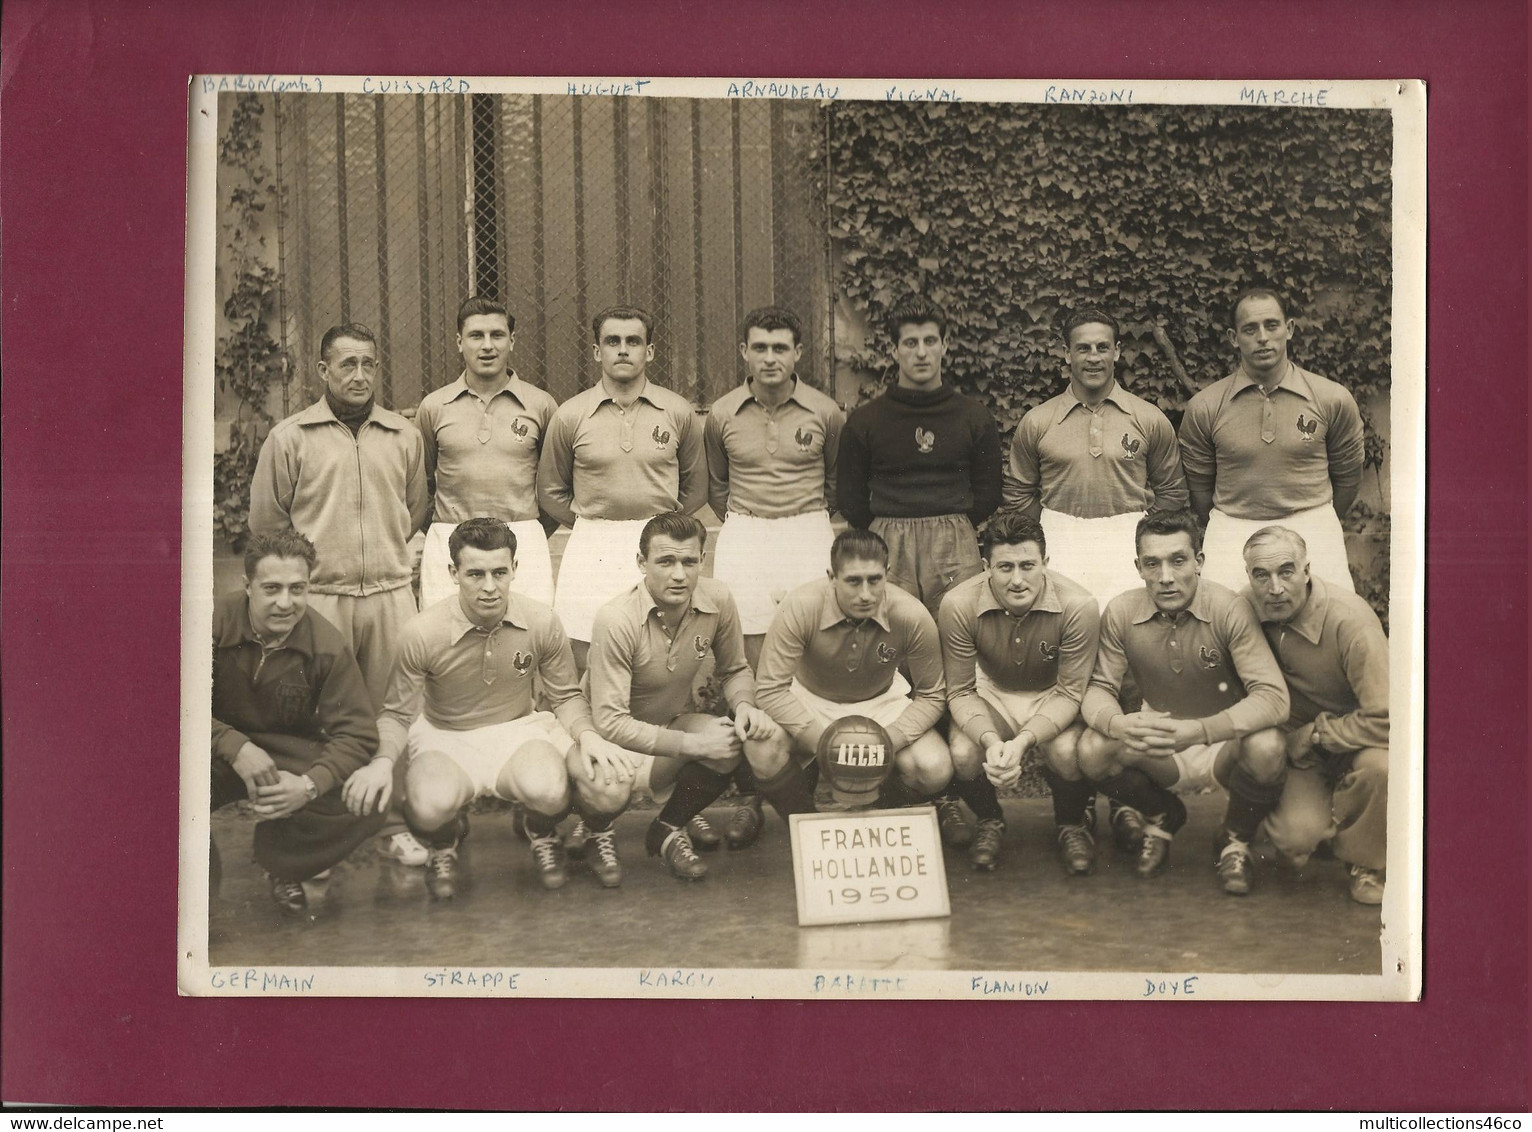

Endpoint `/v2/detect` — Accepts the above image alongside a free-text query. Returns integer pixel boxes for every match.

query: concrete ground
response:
[208,794,1382,974]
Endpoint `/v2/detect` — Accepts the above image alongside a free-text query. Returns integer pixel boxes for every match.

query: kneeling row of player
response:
[216,506,1387,913]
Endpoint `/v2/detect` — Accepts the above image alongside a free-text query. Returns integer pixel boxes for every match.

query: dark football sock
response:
[1092,768,1187,834]
[949,771,1005,823]
[407,810,464,849]
[656,762,734,830]
[1222,762,1287,844]
[757,758,819,819]
[522,808,563,839]
[575,799,623,835]
[1042,766,1096,828]
[731,762,762,795]
[876,773,920,810]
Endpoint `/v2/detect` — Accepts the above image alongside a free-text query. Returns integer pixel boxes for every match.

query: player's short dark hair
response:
[1135,509,1204,556]
[639,511,707,557]
[592,305,654,344]
[886,294,948,342]
[457,295,515,334]
[243,531,317,578]
[449,517,518,566]
[983,510,1047,559]
[1062,307,1120,346]
[741,305,802,347]
[319,322,378,361]
[830,528,890,574]
[1229,287,1291,328]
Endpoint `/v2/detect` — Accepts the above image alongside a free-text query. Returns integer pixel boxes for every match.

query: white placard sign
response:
[789,807,952,927]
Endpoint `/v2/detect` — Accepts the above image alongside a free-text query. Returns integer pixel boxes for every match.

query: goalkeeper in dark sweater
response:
[837,293,1003,848]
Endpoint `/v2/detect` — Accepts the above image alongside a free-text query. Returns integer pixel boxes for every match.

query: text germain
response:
[209,968,316,992]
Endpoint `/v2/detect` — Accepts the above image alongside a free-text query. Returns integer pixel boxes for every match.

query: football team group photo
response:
[189,80,1417,988]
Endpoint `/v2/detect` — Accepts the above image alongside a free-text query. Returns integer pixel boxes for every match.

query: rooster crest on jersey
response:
[652,425,671,449]
[512,651,534,675]
[794,426,814,451]
[1296,413,1319,441]
[693,635,710,659]
[1198,646,1223,669]
[510,417,530,443]
[1121,433,1141,460]
[914,426,936,454]
[876,642,898,664]
[1039,639,1059,662]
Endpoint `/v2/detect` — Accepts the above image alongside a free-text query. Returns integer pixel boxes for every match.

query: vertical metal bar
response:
[615,98,631,301]
[416,97,433,389]
[456,94,470,306]
[335,93,351,320]
[730,100,745,347]
[532,96,548,388]
[493,93,508,303]
[648,100,669,358]
[373,94,394,406]
[769,99,786,317]
[573,97,587,374]
[273,92,291,417]
[689,100,706,405]
[295,96,315,396]
[824,104,835,396]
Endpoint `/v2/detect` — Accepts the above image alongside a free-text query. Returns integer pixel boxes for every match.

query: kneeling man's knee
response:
[1076,729,1115,780]
[1239,728,1288,783]
[1044,727,1083,778]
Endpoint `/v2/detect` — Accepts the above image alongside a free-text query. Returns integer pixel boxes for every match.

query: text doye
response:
[1143,976,1199,996]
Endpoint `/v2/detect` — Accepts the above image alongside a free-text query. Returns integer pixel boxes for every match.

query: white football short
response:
[712,510,835,634]
[972,670,1051,738]
[1039,508,1146,608]
[789,671,913,732]
[552,517,649,642]
[407,712,574,800]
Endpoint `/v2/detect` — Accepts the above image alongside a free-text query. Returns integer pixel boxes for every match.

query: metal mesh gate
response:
[263,92,829,415]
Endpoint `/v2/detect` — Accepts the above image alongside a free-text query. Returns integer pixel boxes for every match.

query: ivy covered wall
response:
[826,102,1392,434]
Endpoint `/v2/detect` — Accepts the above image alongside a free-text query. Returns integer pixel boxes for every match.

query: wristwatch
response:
[301,775,319,802]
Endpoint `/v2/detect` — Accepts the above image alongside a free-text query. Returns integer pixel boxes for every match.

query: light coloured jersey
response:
[704,376,845,518]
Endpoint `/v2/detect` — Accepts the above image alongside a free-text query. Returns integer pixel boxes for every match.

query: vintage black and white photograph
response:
[179,76,1424,999]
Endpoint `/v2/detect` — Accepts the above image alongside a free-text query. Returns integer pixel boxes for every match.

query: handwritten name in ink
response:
[638,968,716,989]
[569,79,652,97]
[201,75,323,94]
[1043,85,1133,104]
[885,85,962,103]
[812,973,907,993]
[209,968,316,993]
[1239,86,1330,107]
[1143,975,1199,997]
[970,976,1050,997]
[727,81,842,100]
[422,969,519,990]
[363,76,471,95]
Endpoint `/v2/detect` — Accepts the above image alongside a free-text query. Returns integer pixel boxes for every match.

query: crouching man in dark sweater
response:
[211,532,387,914]
[838,294,1003,622]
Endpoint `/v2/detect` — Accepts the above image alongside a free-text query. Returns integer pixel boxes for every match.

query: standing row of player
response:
[214,288,1383,912]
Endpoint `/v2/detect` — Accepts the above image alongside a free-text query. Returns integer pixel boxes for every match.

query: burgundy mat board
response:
[2,0,1526,1111]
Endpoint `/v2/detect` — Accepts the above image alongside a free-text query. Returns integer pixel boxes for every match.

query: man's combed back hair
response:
[886,294,947,342]
[592,305,654,344]
[1061,306,1120,346]
[244,530,318,577]
[319,322,378,360]
[741,305,802,346]
[640,511,707,557]
[830,528,890,573]
[1229,286,1291,328]
[983,510,1047,559]
[1135,508,1204,556]
[449,517,517,566]
[457,295,514,334]
[1243,524,1308,561]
